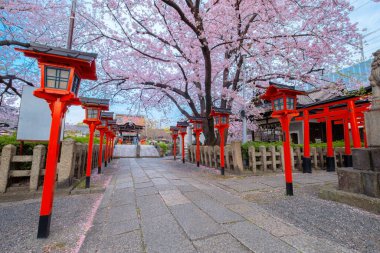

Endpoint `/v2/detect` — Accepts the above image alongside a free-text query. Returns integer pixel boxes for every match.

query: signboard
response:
[17,86,64,141]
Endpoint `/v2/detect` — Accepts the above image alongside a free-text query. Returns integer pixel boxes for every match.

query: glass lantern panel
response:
[196,123,202,129]
[221,116,227,124]
[214,116,219,125]
[72,74,81,95]
[101,120,106,126]
[45,67,70,90]
[87,108,99,119]
[287,97,295,110]
[274,98,284,111]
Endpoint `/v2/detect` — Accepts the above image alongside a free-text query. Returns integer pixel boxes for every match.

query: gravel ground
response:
[0,193,101,253]
[255,185,380,253]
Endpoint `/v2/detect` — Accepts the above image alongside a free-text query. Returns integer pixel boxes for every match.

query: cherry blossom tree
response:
[77,0,359,144]
[1,0,360,144]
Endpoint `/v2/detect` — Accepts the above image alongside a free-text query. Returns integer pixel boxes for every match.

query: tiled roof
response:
[116,114,145,127]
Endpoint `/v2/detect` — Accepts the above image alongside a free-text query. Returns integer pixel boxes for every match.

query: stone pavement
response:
[79,158,380,253]
[114,145,137,158]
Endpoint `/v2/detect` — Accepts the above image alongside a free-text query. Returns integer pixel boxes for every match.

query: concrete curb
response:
[319,185,380,214]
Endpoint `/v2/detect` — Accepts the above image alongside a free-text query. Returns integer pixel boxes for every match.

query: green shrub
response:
[158,142,168,154]
[64,135,100,144]
[0,134,47,155]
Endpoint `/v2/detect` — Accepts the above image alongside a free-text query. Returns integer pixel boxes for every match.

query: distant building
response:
[115,114,145,144]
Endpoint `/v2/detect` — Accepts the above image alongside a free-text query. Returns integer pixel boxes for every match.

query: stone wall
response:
[0,139,104,193]
[337,148,380,198]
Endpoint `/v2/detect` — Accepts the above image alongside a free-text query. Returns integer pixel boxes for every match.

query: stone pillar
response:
[30,145,46,191]
[0,144,16,193]
[231,141,244,173]
[57,139,76,188]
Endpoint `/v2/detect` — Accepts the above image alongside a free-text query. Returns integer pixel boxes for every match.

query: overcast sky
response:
[66,1,380,126]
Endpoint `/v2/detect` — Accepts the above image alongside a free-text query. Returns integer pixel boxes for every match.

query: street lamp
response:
[80,98,109,188]
[16,43,97,238]
[260,82,305,196]
[170,126,179,160]
[189,117,205,167]
[176,121,189,163]
[210,107,231,175]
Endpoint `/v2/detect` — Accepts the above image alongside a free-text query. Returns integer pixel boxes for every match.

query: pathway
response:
[79,158,380,253]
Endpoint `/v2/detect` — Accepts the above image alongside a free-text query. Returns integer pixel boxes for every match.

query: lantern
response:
[189,117,205,167]
[260,82,305,196]
[16,43,98,239]
[80,98,109,189]
[170,126,179,160]
[99,112,114,168]
[210,107,231,175]
[176,121,189,163]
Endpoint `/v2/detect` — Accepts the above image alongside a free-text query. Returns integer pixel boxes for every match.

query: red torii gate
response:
[296,96,370,172]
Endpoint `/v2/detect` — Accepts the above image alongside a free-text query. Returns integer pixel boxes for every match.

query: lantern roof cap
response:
[176,121,189,127]
[170,126,179,131]
[101,111,114,120]
[189,116,206,123]
[107,120,117,125]
[260,82,305,100]
[210,107,232,116]
[80,97,109,109]
[15,42,97,80]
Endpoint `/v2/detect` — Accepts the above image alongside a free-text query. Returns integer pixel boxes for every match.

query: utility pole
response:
[242,56,247,143]
[67,0,77,50]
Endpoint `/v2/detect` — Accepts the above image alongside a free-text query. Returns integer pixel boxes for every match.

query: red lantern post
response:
[97,112,113,172]
[210,107,231,176]
[106,120,117,163]
[261,83,305,196]
[189,117,205,167]
[80,98,109,188]
[177,122,189,163]
[170,126,179,160]
[16,43,97,238]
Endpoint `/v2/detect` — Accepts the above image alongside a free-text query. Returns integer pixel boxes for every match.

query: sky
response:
[66,0,380,127]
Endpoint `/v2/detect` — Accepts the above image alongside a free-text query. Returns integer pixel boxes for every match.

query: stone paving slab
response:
[169,203,225,240]
[184,191,244,224]
[193,233,252,253]
[135,186,158,196]
[224,221,298,253]
[159,189,191,206]
[141,213,196,253]
[137,194,171,219]
[281,233,358,253]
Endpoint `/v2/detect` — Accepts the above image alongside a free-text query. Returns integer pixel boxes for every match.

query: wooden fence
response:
[189,143,347,174]
[0,138,105,193]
